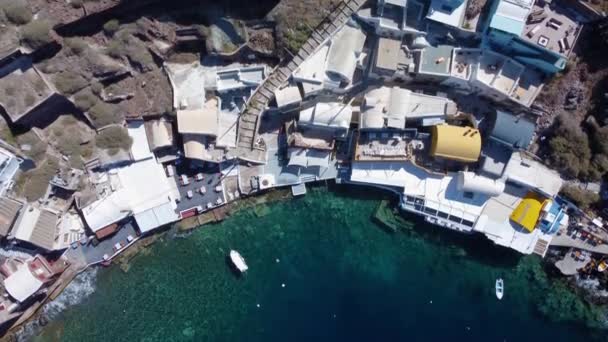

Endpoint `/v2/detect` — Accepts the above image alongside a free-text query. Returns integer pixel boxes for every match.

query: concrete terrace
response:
[521,1,583,58]
[510,68,543,105]
[417,45,454,76]
[451,49,479,80]
[172,162,227,215]
[74,221,139,265]
[450,48,542,107]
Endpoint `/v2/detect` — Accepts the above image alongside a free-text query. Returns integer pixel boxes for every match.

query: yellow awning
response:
[430,125,481,163]
[510,192,546,232]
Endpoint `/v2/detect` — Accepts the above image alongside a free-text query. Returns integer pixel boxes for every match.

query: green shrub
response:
[36,60,58,74]
[103,19,120,36]
[56,134,81,158]
[81,142,94,159]
[73,91,98,111]
[560,185,600,209]
[88,102,123,127]
[59,115,78,126]
[105,39,125,59]
[126,43,154,71]
[51,126,64,138]
[3,3,32,25]
[106,34,155,71]
[65,37,87,55]
[16,131,47,162]
[105,83,121,96]
[106,147,120,155]
[90,82,103,95]
[4,86,15,96]
[547,115,592,179]
[54,71,88,95]
[70,0,84,8]
[21,20,53,50]
[21,157,58,202]
[548,136,590,179]
[283,23,311,54]
[587,153,608,181]
[95,126,132,151]
[588,121,608,155]
[0,126,16,145]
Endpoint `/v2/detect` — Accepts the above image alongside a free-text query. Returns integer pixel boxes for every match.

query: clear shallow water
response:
[33,186,606,341]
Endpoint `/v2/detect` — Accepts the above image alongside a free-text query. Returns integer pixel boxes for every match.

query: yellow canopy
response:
[430,125,481,163]
[510,191,546,232]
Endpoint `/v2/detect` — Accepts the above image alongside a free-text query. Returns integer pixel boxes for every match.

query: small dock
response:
[555,249,591,275]
[291,183,307,196]
[176,206,231,231]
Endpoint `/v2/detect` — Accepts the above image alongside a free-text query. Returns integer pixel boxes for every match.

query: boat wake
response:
[15,268,98,341]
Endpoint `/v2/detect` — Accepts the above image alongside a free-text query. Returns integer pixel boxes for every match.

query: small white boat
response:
[230,250,248,273]
[495,278,504,300]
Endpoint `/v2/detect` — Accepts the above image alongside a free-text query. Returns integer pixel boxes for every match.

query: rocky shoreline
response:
[4,185,608,340]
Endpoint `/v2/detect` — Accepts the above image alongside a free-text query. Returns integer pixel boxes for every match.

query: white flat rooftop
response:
[351,161,487,223]
[492,59,523,95]
[426,0,467,28]
[510,68,543,106]
[127,121,154,161]
[165,62,207,110]
[293,43,330,97]
[299,102,352,130]
[453,48,539,106]
[473,184,552,254]
[477,52,503,86]
[361,87,455,129]
[4,263,43,303]
[274,86,302,108]
[351,155,562,254]
[504,151,563,197]
[216,105,239,149]
[216,66,265,92]
[451,49,479,80]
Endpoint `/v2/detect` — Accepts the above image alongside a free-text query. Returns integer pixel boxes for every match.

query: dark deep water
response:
[32,187,607,341]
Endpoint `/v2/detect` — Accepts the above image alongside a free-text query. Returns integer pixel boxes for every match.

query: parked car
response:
[180,174,190,186]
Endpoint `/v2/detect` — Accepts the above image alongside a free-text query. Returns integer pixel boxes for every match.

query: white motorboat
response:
[230,250,248,273]
[495,278,504,300]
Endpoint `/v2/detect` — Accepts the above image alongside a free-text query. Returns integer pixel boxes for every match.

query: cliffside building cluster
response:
[0,0,600,329]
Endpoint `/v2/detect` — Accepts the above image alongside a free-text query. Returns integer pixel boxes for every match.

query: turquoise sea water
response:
[33,186,606,341]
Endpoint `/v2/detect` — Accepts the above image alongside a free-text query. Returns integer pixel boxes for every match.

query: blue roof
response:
[489,110,534,149]
[490,15,525,36]
[538,201,565,234]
